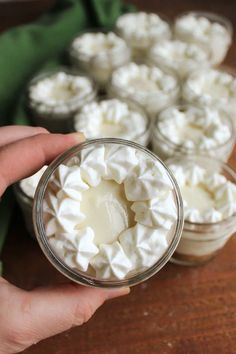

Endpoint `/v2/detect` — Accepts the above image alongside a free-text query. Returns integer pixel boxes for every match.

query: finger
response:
[0,126,49,147]
[27,283,130,343]
[0,132,85,195]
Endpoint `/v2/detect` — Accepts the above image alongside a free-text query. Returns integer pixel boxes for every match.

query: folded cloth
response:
[0,0,134,269]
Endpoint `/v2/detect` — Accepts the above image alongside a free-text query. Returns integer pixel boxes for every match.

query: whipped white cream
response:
[116,12,171,61]
[110,63,179,117]
[20,166,47,199]
[169,163,236,223]
[174,13,232,65]
[149,40,210,79]
[153,106,233,160]
[70,32,130,86]
[183,68,236,119]
[29,71,95,116]
[74,99,149,145]
[44,144,177,280]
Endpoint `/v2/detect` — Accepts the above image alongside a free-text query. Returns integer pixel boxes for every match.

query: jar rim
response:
[33,138,184,288]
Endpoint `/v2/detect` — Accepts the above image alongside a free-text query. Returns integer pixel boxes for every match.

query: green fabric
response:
[0,0,135,261]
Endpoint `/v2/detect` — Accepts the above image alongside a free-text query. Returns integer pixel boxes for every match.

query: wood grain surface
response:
[1,0,236,353]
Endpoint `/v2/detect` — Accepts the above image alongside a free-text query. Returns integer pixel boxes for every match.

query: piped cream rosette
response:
[42,143,179,281]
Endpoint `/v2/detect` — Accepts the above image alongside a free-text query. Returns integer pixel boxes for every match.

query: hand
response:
[0,126,129,353]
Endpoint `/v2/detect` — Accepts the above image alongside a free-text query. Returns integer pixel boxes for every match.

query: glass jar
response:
[115,12,172,63]
[148,39,211,80]
[182,67,236,127]
[174,11,233,65]
[73,97,151,146]
[151,104,235,162]
[166,155,236,266]
[33,138,184,288]
[14,183,34,237]
[27,67,97,133]
[109,63,180,120]
[69,30,131,90]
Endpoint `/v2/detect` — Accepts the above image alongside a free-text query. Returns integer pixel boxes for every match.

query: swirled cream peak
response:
[169,162,236,223]
[157,106,232,151]
[116,12,171,48]
[74,99,148,141]
[44,144,177,280]
[20,166,47,198]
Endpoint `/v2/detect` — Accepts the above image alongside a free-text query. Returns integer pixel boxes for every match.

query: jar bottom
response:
[170,249,221,266]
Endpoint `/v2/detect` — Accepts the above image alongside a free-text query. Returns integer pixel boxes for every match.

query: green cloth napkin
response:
[0,0,135,265]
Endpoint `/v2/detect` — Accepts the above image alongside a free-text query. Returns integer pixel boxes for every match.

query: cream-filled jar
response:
[174,11,233,65]
[73,98,151,146]
[182,68,236,126]
[167,155,236,266]
[70,31,131,89]
[115,12,172,63]
[109,63,179,119]
[27,68,97,133]
[148,40,211,80]
[14,166,47,237]
[152,104,235,161]
[33,139,183,287]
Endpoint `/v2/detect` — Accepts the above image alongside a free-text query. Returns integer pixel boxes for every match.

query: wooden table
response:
[1,1,236,353]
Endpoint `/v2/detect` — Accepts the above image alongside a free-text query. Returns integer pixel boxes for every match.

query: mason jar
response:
[73,97,151,146]
[166,155,236,266]
[174,11,233,65]
[33,138,184,288]
[69,30,131,90]
[27,68,97,133]
[151,104,235,161]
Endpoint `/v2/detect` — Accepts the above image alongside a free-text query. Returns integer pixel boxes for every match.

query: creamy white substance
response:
[174,13,232,65]
[149,40,210,79]
[70,32,130,85]
[74,99,149,145]
[110,63,179,117]
[20,166,47,199]
[44,145,177,280]
[29,72,94,116]
[156,106,232,151]
[116,12,171,61]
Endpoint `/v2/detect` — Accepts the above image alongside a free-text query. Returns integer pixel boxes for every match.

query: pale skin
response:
[0,126,130,353]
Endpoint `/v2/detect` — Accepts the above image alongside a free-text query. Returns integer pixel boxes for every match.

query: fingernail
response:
[67,132,86,143]
[106,287,130,300]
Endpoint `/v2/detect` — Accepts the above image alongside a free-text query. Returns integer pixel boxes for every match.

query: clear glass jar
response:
[174,11,233,65]
[109,63,180,120]
[182,67,236,126]
[73,97,151,146]
[33,138,184,288]
[27,67,97,133]
[148,40,211,80]
[166,155,236,266]
[69,30,131,90]
[151,104,235,162]
[14,183,35,237]
[115,12,172,63]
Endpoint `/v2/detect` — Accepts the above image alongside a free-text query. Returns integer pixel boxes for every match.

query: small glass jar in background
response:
[166,155,236,266]
[182,67,236,127]
[174,11,233,65]
[151,104,235,162]
[27,68,97,133]
[109,63,180,120]
[14,166,47,238]
[115,11,172,63]
[148,40,211,80]
[33,138,184,288]
[73,97,151,146]
[69,30,131,90]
